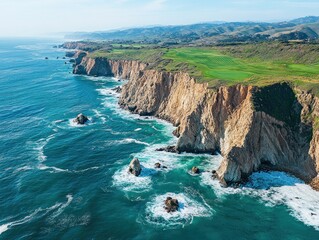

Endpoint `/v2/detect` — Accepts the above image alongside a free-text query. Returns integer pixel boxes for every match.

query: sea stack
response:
[73,113,89,125]
[128,158,141,176]
[164,197,179,213]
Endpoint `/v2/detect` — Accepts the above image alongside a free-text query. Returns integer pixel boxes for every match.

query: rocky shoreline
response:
[68,50,319,190]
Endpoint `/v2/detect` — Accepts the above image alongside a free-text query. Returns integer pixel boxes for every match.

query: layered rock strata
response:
[72,51,319,188]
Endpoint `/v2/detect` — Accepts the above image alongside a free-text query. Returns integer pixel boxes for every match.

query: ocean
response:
[0,38,319,239]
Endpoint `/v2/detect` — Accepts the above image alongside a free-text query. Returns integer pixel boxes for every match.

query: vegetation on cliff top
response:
[86,42,319,94]
[252,83,301,128]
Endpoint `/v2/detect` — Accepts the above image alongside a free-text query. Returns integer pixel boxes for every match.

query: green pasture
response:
[162,48,319,89]
[88,44,319,94]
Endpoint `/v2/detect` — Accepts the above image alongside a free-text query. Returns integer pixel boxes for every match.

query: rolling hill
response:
[65,16,319,44]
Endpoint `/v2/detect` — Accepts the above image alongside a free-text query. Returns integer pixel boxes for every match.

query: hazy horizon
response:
[1,0,319,37]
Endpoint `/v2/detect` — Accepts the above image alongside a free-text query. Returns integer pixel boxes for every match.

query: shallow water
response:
[0,38,319,239]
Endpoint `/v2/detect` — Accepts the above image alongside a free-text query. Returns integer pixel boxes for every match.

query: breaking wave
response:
[144,192,213,228]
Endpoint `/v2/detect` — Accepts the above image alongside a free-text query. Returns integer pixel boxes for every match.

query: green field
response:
[88,48,165,63]
[88,43,319,94]
[162,48,319,89]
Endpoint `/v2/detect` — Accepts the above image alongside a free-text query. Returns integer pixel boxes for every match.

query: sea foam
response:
[112,165,155,192]
[33,134,56,162]
[0,195,73,235]
[68,117,93,128]
[105,138,150,147]
[202,169,319,230]
[144,192,213,228]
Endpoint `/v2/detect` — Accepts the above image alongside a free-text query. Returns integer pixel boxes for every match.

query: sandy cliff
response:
[72,51,319,189]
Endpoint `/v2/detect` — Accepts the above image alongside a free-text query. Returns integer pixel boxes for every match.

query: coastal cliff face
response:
[72,51,319,188]
[72,52,147,79]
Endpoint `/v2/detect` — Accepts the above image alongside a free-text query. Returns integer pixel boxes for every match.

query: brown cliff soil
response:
[310,177,319,191]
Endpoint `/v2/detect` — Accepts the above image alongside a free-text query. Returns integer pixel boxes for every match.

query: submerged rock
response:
[73,113,89,125]
[154,163,168,169]
[156,145,180,154]
[191,166,200,174]
[164,197,179,213]
[128,158,141,176]
[45,57,48,60]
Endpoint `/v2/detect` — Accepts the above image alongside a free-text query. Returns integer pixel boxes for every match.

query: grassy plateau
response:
[87,42,319,95]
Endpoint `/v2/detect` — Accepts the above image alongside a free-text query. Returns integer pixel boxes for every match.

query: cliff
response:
[72,51,319,189]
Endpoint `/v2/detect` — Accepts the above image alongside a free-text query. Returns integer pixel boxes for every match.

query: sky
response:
[1,0,319,37]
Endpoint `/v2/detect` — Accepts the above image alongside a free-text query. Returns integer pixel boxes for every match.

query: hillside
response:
[65,16,319,45]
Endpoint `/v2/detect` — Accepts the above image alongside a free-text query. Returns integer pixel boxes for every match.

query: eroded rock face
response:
[118,67,319,186]
[164,197,179,213]
[73,55,112,76]
[310,177,319,191]
[71,54,319,188]
[128,158,141,176]
[217,84,317,184]
[112,86,122,93]
[72,52,146,79]
[73,113,88,125]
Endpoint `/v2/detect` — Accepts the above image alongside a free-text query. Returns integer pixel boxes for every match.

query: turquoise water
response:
[1,39,319,239]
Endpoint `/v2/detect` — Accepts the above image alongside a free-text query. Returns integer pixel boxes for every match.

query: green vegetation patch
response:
[88,48,165,63]
[252,82,301,128]
[218,42,319,64]
[160,46,319,95]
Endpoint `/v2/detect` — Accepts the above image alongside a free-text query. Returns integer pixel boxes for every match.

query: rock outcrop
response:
[71,52,319,188]
[128,158,141,176]
[73,56,111,76]
[72,52,146,79]
[191,166,200,174]
[65,51,76,58]
[73,113,88,125]
[112,86,122,93]
[165,197,179,213]
[156,146,180,153]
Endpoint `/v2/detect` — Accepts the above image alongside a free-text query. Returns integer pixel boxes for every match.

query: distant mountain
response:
[289,16,319,25]
[65,16,319,44]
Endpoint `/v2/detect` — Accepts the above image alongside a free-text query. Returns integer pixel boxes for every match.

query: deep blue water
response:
[0,38,319,239]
